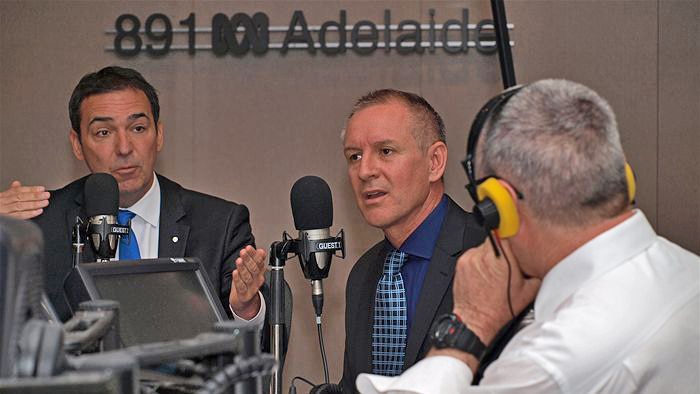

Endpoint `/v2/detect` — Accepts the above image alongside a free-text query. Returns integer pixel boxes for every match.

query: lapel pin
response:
[172,236,179,243]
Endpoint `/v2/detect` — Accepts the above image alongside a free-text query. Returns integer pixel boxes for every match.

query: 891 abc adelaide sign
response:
[108,9,513,57]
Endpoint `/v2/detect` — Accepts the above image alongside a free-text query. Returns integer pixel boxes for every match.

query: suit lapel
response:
[404,199,466,366]
[157,175,189,258]
[359,243,388,374]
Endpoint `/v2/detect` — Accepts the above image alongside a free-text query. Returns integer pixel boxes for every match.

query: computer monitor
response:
[64,258,227,347]
[0,217,45,378]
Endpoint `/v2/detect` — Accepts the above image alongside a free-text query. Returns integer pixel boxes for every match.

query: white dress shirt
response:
[118,174,265,327]
[116,173,161,259]
[358,210,700,393]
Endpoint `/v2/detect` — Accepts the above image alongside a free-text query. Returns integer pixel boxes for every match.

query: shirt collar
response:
[120,173,161,227]
[535,210,657,321]
[396,195,449,259]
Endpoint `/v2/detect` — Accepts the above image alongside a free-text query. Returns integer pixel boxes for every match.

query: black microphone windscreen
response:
[84,173,119,217]
[290,176,333,230]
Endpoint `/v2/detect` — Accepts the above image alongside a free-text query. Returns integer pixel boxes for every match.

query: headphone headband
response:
[462,85,525,201]
[461,83,636,239]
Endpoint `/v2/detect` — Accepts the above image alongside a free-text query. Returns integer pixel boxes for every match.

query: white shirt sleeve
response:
[356,353,561,394]
[229,290,266,331]
[357,356,473,394]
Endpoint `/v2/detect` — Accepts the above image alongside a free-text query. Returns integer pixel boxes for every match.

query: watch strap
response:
[432,313,487,359]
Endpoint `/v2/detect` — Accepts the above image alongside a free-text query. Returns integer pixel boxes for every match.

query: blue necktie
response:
[372,249,408,376]
[117,210,141,260]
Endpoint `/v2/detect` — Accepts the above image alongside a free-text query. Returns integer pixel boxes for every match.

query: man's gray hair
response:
[479,79,629,226]
[341,89,446,150]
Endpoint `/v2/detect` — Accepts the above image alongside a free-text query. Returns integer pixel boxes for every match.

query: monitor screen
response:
[64,258,227,347]
[0,217,45,378]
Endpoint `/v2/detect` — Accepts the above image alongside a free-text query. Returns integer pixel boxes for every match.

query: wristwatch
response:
[429,313,486,359]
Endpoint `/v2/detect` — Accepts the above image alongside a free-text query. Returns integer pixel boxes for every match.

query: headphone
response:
[461,85,637,239]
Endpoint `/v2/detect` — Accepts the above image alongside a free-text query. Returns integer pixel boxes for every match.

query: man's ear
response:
[156,121,164,152]
[427,141,447,182]
[497,179,521,205]
[69,130,85,161]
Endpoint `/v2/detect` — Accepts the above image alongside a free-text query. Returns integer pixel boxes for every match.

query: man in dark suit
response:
[340,90,484,392]
[0,66,267,325]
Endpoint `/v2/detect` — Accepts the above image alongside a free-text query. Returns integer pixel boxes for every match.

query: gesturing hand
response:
[0,181,50,219]
[229,245,267,320]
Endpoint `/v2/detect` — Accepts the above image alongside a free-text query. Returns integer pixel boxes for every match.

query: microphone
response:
[84,173,129,261]
[290,176,344,317]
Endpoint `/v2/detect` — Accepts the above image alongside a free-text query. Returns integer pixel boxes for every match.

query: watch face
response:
[431,314,459,347]
[441,320,455,335]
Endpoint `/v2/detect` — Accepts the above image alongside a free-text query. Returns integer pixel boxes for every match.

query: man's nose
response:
[116,130,133,155]
[357,154,378,181]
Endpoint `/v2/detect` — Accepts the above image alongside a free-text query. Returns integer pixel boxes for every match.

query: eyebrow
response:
[88,112,150,127]
[88,116,113,126]
[128,112,149,122]
[373,139,395,147]
[343,139,399,156]
[344,139,396,149]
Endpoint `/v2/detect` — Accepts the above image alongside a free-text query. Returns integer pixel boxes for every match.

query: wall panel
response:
[1,0,697,389]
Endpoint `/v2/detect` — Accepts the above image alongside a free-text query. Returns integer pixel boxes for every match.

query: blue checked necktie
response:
[372,249,408,376]
[117,210,141,260]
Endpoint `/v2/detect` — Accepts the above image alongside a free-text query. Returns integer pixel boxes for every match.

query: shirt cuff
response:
[229,291,266,330]
[356,356,473,394]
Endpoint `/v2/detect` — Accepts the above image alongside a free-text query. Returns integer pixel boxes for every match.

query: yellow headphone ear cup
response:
[625,162,636,203]
[476,178,520,238]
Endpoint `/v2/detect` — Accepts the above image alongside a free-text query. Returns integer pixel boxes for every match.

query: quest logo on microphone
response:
[317,241,342,250]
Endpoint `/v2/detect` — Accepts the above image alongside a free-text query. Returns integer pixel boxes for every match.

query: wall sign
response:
[107,9,514,57]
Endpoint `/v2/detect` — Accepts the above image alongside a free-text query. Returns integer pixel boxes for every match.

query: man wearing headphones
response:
[357,79,700,393]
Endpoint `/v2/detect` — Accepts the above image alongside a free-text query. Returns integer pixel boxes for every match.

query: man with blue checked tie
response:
[339,89,486,392]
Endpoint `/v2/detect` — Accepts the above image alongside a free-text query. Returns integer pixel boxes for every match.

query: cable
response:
[316,316,330,384]
[494,234,516,319]
[290,376,317,394]
[291,310,331,393]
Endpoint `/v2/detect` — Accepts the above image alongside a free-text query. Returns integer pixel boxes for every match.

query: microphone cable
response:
[289,314,330,393]
[289,376,316,393]
[316,314,330,384]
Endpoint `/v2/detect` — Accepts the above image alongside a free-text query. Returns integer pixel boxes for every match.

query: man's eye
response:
[381,148,393,156]
[348,153,362,161]
[95,129,109,137]
[133,125,146,133]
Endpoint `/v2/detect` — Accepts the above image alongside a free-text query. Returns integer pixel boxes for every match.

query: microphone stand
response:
[269,235,295,394]
[269,230,344,394]
[72,216,85,267]
[490,0,517,88]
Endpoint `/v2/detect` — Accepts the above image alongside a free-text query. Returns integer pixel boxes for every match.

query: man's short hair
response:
[68,66,160,137]
[479,79,629,227]
[344,89,446,149]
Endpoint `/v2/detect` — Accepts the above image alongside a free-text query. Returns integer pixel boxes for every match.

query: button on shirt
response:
[358,210,700,393]
[118,174,264,326]
[392,195,448,334]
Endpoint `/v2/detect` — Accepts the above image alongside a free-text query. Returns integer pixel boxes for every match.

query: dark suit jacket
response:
[340,196,485,393]
[34,173,256,322]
